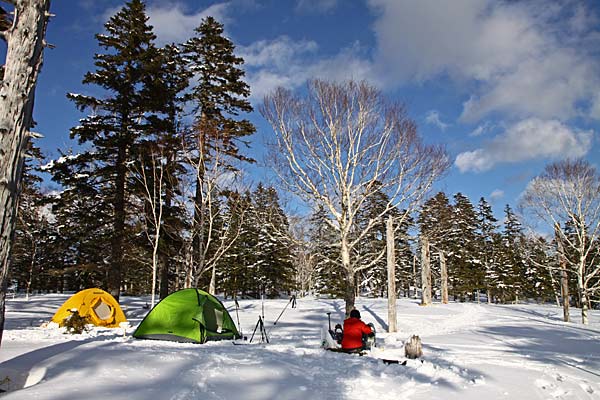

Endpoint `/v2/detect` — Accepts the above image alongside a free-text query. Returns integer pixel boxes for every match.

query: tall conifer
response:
[48,0,162,299]
[182,17,255,285]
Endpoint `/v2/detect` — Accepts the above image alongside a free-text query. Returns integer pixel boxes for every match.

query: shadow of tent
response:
[0,340,89,393]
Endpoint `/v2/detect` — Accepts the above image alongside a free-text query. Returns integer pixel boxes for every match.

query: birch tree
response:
[131,148,165,308]
[261,80,448,316]
[180,139,248,291]
[521,159,600,324]
[0,0,51,346]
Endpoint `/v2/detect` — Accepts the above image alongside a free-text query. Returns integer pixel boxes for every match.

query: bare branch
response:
[261,80,449,314]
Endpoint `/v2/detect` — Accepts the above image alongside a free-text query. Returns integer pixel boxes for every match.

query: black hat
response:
[350,309,361,319]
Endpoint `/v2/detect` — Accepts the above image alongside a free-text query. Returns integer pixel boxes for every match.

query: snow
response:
[1,295,599,399]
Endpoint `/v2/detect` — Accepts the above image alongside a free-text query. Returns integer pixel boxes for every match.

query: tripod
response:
[273,295,296,326]
[250,315,269,343]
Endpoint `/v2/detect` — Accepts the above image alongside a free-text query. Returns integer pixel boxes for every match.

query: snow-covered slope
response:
[1,294,598,399]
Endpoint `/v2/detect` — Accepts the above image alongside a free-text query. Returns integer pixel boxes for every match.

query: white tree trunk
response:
[341,234,355,317]
[420,236,432,306]
[386,215,397,332]
[0,0,51,346]
[209,264,216,295]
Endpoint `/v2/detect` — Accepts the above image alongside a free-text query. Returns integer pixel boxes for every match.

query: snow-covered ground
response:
[1,294,599,399]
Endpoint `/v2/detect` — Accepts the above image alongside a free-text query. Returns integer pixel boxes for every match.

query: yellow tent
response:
[51,288,127,328]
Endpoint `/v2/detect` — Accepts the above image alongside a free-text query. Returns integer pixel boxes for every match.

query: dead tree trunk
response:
[439,251,448,304]
[0,0,52,346]
[386,215,397,332]
[420,236,432,306]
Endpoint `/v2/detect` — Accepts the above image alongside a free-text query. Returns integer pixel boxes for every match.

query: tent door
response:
[93,301,113,321]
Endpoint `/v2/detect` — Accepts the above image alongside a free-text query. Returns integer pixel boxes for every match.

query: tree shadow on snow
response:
[0,339,96,393]
[362,305,388,331]
[476,323,600,379]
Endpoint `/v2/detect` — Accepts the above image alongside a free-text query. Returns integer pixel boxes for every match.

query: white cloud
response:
[490,189,504,201]
[240,36,318,69]
[470,122,493,137]
[455,118,594,173]
[147,2,230,45]
[240,37,375,101]
[101,2,230,45]
[425,110,450,131]
[367,0,600,122]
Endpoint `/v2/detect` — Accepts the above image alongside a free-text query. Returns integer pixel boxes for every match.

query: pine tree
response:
[496,205,526,302]
[476,197,498,302]
[219,191,259,297]
[182,16,255,286]
[447,193,483,300]
[394,213,415,297]
[354,186,414,297]
[521,236,556,302]
[10,143,54,296]
[418,192,453,298]
[48,0,164,299]
[139,43,190,298]
[252,184,295,298]
[354,187,389,296]
[310,205,344,297]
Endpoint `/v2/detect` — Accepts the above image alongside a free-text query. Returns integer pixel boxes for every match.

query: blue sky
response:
[28,0,600,219]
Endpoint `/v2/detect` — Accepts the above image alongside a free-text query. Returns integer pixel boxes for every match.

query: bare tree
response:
[131,148,166,307]
[261,80,448,316]
[181,131,248,292]
[287,214,318,297]
[0,0,51,346]
[521,159,600,324]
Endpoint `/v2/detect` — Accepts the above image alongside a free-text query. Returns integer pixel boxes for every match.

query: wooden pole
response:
[386,215,397,332]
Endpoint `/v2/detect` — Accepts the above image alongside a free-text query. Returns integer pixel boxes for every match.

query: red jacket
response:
[341,317,372,349]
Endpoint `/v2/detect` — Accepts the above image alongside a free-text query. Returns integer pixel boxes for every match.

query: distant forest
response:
[8,0,599,320]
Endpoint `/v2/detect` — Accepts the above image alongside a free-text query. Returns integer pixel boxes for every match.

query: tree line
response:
[2,0,599,335]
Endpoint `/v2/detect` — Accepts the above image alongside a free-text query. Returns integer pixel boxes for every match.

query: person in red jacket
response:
[341,309,373,352]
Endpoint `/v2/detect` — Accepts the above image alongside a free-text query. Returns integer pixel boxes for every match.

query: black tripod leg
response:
[250,317,260,343]
[260,317,269,343]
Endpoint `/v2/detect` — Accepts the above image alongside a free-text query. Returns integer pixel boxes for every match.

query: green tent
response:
[133,288,240,343]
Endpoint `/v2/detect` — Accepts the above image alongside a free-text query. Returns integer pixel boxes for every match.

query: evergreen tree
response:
[521,236,556,302]
[151,43,191,298]
[418,192,453,297]
[10,143,56,295]
[495,205,526,302]
[182,16,255,285]
[447,193,483,300]
[393,213,415,297]
[48,0,164,299]
[310,205,343,297]
[476,197,498,302]
[220,191,259,297]
[252,184,295,298]
[354,187,390,296]
[354,186,414,297]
